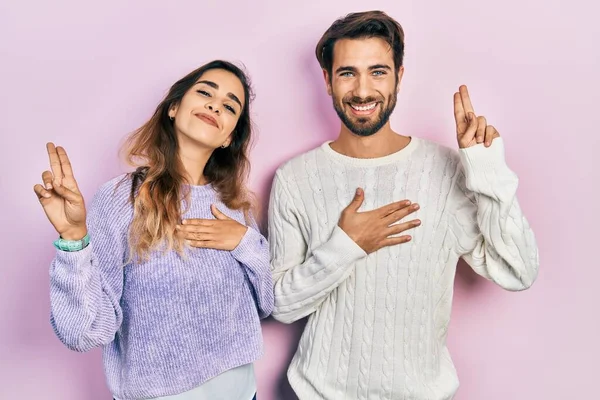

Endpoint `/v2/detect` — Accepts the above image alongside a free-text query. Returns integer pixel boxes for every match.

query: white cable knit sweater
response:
[267,137,539,400]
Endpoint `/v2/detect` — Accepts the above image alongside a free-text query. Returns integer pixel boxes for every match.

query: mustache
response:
[343,95,384,104]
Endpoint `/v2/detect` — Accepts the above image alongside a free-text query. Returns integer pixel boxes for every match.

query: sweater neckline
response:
[185,183,216,198]
[320,137,419,167]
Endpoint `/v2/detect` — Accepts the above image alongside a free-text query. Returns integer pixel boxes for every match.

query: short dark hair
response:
[315,10,405,75]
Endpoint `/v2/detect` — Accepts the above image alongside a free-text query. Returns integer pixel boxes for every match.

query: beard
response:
[332,91,397,137]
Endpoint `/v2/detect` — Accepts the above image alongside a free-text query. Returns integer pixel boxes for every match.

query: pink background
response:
[1,0,598,399]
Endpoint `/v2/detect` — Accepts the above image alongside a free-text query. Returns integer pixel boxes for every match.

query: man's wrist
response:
[337,224,364,252]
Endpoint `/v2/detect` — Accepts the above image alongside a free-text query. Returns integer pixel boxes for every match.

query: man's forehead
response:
[332,38,394,67]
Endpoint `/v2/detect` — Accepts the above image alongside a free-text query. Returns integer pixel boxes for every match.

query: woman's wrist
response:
[60,226,88,241]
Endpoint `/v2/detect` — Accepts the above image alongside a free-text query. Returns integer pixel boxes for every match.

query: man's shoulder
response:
[274,143,325,178]
[413,137,460,161]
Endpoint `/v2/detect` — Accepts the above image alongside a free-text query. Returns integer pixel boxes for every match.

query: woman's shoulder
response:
[90,173,135,213]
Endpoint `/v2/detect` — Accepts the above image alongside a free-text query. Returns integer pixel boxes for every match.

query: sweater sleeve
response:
[230,217,275,319]
[267,169,367,324]
[448,138,539,290]
[49,179,129,352]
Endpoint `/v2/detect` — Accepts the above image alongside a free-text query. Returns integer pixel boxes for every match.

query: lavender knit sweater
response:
[49,174,274,400]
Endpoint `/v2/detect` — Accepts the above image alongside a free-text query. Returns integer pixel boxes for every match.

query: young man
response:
[268,10,539,400]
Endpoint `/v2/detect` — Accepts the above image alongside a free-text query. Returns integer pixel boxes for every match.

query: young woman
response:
[33,60,274,400]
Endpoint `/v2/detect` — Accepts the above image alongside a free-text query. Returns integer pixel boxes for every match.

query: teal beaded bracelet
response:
[53,234,90,252]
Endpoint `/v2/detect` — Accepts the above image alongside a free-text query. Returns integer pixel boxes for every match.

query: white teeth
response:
[351,102,377,111]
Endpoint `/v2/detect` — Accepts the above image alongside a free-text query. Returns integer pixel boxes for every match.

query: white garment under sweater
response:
[267,137,539,400]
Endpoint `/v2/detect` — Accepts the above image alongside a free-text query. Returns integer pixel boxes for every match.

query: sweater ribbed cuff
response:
[52,243,94,272]
[458,138,518,200]
[327,225,368,265]
[231,228,266,264]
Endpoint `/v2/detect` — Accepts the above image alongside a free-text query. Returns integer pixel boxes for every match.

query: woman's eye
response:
[197,90,211,96]
[224,105,236,114]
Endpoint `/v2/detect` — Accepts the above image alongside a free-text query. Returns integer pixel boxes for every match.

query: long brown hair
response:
[122,60,255,261]
[315,10,405,76]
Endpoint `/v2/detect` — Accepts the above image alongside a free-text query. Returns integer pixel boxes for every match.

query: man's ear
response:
[396,66,405,94]
[323,69,332,96]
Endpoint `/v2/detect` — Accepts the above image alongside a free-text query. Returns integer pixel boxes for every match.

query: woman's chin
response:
[177,132,222,151]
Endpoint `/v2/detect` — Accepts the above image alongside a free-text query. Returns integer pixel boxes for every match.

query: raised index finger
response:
[459,85,475,115]
[56,146,75,178]
[453,92,466,130]
[46,142,63,180]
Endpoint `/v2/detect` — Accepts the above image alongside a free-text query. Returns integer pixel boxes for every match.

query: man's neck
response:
[329,124,411,159]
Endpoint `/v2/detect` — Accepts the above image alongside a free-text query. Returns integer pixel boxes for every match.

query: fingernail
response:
[182,220,187,225]
[413,204,420,210]
[414,220,421,226]
[43,193,51,198]
[46,183,52,190]
[175,225,181,230]
[405,200,411,205]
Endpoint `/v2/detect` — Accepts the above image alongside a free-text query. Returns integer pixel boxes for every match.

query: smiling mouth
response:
[195,113,218,127]
[348,102,379,115]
